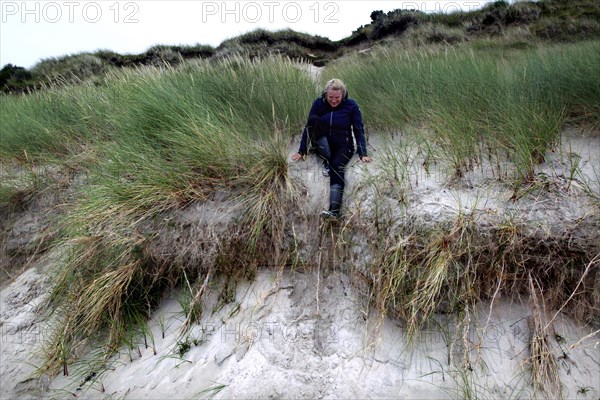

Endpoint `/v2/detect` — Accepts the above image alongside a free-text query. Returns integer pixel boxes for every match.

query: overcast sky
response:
[1,1,495,69]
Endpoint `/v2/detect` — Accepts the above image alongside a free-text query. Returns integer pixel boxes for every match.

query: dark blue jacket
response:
[298,95,368,158]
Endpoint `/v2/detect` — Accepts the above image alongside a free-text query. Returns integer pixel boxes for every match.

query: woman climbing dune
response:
[291,78,372,221]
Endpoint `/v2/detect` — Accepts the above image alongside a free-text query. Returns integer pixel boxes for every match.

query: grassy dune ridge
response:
[2,0,599,93]
[2,56,318,372]
[325,41,599,180]
[0,40,599,388]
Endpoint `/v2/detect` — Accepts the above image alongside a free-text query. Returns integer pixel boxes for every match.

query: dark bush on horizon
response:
[0,64,34,93]
[367,9,422,40]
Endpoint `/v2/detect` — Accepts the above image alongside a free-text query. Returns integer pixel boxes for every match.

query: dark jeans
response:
[314,136,353,189]
[307,116,353,214]
[314,135,331,166]
[329,141,354,189]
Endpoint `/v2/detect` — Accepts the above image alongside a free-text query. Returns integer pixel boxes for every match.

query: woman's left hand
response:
[360,156,372,163]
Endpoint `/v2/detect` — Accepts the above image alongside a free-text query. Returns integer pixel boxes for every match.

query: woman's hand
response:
[360,156,372,163]
[291,153,304,161]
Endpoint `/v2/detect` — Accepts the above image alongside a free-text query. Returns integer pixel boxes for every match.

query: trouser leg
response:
[329,184,343,215]
[328,145,353,215]
[314,136,331,167]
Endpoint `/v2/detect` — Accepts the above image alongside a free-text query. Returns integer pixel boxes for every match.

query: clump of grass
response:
[31,53,110,86]
[373,134,424,205]
[324,40,600,182]
[36,55,315,373]
[0,160,42,210]
[407,234,454,339]
[0,84,109,161]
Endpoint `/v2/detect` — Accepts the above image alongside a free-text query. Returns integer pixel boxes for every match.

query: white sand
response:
[1,263,599,399]
[1,127,599,399]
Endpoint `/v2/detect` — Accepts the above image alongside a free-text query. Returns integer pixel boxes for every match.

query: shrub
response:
[0,64,34,93]
[507,2,543,24]
[532,17,600,40]
[368,10,421,40]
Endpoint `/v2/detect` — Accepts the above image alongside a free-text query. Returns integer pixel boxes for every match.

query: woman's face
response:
[326,89,343,108]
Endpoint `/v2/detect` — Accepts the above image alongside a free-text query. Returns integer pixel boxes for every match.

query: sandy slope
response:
[1,128,599,399]
[1,261,599,399]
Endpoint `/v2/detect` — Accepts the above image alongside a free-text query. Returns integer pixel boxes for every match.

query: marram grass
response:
[1,41,598,385]
[323,40,600,181]
[29,55,316,373]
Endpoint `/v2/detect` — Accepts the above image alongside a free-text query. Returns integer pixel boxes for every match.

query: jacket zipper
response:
[329,109,350,143]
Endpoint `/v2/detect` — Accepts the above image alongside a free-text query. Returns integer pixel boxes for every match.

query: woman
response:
[292,78,372,221]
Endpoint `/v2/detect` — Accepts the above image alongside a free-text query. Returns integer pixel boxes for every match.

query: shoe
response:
[322,165,330,177]
[320,210,340,221]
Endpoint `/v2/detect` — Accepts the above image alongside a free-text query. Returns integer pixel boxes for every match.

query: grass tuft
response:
[25,55,316,372]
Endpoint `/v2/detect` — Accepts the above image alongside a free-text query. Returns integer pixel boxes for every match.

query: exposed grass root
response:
[363,214,600,342]
[527,274,561,399]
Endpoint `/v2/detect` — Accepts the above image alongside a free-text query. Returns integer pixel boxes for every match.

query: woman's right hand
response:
[291,153,304,161]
